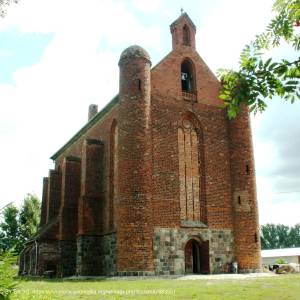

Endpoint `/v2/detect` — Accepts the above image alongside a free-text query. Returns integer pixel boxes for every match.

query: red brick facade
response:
[19,13,261,277]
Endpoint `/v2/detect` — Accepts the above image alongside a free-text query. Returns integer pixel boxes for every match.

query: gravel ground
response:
[67,272,277,281]
[177,272,277,280]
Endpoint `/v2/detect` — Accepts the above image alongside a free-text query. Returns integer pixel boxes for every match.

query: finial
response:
[180,8,184,15]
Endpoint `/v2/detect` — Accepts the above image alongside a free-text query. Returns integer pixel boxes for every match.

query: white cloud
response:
[0,0,162,47]
[132,0,161,12]
[197,0,274,73]
[253,98,300,226]
[259,197,300,226]
[0,0,163,208]
[0,48,13,58]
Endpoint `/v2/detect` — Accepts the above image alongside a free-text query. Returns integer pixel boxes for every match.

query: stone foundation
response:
[58,240,77,277]
[76,233,116,276]
[76,235,101,276]
[153,227,234,275]
[115,271,155,276]
[37,241,60,276]
[239,268,262,273]
[98,233,117,276]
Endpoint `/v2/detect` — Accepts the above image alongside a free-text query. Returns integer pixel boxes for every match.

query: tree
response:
[218,0,300,118]
[0,194,40,253]
[18,194,40,251]
[0,0,19,17]
[0,205,19,251]
[260,223,300,249]
[289,223,300,247]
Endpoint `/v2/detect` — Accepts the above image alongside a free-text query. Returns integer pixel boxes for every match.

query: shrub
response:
[275,258,288,264]
[0,251,18,299]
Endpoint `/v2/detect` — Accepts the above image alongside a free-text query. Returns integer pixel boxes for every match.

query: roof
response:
[170,12,196,32]
[24,216,59,245]
[50,94,119,160]
[119,45,151,63]
[261,248,300,258]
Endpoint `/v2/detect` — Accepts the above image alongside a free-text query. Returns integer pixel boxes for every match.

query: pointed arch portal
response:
[184,238,210,274]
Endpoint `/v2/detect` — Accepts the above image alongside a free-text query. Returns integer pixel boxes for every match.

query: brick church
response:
[19,13,262,277]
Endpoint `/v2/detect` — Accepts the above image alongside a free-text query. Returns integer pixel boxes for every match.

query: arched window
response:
[181,59,195,93]
[109,120,118,230]
[178,114,206,223]
[183,25,190,46]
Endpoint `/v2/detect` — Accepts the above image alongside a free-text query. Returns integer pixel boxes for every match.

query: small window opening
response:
[183,25,190,46]
[246,164,250,175]
[181,60,194,92]
[138,79,141,90]
[254,233,258,243]
[238,196,241,205]
[134,190,139,200]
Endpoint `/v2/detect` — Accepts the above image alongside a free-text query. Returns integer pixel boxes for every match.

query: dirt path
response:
[177,273,277,280]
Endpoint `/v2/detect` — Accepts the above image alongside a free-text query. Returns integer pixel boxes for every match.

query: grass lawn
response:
[10,274,300,300]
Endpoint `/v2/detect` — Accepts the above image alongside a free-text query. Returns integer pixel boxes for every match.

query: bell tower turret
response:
[170,12,197,50]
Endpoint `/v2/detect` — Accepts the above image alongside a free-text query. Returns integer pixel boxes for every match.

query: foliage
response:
[218,0,300,118]
[0,194,40,253]
[0,251,18,300]
[18,194,41,251]
[0,0,19,17]
[275,257,288,264]
[260,223,300,249]
[289,223,300,246]
[0,206,19,252]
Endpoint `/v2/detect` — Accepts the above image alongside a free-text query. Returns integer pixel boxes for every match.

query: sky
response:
[0,0,299,226]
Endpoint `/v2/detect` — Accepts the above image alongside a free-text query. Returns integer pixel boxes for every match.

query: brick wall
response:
[55,105,118,235]
[59,156,81,240]
[47,170,62,223]
[228,106,261,272]
[117,46,154,272]
[40,177,48,227]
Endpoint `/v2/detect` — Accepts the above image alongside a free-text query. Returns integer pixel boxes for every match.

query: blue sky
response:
[0,0,299,226]
[0,30,53,83]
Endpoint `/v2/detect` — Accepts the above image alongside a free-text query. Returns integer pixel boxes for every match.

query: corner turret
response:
[117,45,154,274]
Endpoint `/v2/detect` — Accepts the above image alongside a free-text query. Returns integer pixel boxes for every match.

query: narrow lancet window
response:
[181,59,195,93]
[183,25,190,46]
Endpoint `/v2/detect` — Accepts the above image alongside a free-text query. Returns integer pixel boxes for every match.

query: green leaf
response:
[264,58,272,68]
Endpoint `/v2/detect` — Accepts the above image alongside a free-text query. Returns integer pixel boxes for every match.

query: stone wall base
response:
[113,271,155,276]
[153,227,235,275]
[37,241,60,276]
[58,240,77,277]
[76,233,116,276]
[239,268,262,273]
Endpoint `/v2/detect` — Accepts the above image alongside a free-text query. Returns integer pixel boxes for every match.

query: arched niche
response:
[177,112,206,224]
[183,24,191,46]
